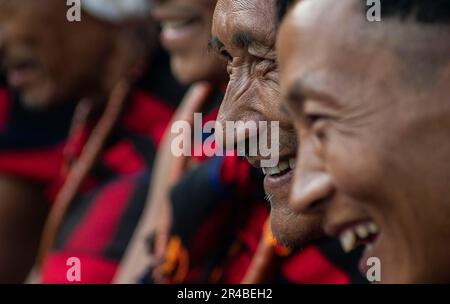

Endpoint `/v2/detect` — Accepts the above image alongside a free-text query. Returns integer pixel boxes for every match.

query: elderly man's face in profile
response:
[278,0,450,282]
[211,0,323,247]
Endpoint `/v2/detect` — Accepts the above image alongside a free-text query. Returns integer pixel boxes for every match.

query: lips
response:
[4,58,39,89]
[157,12,203,51]
[251,157,294,207]
[161,17,200,31]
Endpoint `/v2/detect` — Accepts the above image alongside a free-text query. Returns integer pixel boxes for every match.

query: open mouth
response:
[261,158,296,177]
[256,157,296,205]
[336,220,381,276]
[246,155,296,178]
[339,221,379,253]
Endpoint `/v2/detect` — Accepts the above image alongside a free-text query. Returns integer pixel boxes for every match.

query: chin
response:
[171,56,197,85]
[20,89,57,110]
[270,211,323,249]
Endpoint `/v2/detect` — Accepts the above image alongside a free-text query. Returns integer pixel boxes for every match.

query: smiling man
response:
[278,0,450,283]
[211,0,319,249]
[210,0,364,283]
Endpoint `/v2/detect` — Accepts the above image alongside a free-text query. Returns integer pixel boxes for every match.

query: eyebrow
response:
[285,79,341,109]
[209,31,259,51]
[232,31,257,49]
[208,36,224,52]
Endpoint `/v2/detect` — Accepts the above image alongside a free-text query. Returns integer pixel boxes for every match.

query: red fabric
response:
[122,90,174,146]
[0,146,64,183]
[43,89,175,284]
[50,90,172,197]
[102,141,145,175]
[0,86,64,184]
[0,88,9,131]
[184,201,237,283]
[65,177,135,254]
[282,245,350,284]
[221,202,269,284]
[41,252,117,284]
[220,156,252,195]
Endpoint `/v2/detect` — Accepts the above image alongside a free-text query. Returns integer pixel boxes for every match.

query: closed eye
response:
[307,114,325,123]
[219,47,232,63]
[303,113,330,128]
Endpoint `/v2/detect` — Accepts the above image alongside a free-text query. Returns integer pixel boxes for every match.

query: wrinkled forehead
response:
[212,0,277,46]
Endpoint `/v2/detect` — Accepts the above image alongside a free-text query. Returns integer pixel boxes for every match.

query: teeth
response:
[261,160,292,176]
[368,222,379,234]
[355,224,369,239]
[339,221,379,253]
[278,160,289,171]
[340,230,356,253]
[265,166,281,176]
[289,158,296,169]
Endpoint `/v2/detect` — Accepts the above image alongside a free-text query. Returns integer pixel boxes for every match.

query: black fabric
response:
[0,73,6,86]
[126,132,158,168]
[315,237,368,284]
[137,47,187,109]
[0,91,75,149]
[367,0,450,23]
[103,172,151,261]
[276,0,295,25]
[169,158,230,245]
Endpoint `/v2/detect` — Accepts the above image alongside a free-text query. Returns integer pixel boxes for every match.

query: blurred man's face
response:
[153,0,226,85]
[278,0,450,282]
[0,0,118,108]
[211,0,322,247]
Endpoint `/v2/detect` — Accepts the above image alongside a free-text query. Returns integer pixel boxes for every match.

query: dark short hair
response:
[277,0,450,25]
[372,0,450,23]
[276,0,295,26]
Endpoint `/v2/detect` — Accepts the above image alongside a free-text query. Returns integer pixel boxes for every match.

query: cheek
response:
[324,130,388,202]
[254,83,282,118]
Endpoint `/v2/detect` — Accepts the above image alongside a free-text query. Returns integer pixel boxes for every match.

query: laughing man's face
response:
[278,0,450,282]
[211,0,323,247]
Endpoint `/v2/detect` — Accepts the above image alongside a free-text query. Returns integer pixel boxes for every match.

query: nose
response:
[215,85,260,152]
[290,138,335,214]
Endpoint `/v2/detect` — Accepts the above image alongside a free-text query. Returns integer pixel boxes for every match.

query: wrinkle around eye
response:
[226,67,256,104]
[253,57,277,78]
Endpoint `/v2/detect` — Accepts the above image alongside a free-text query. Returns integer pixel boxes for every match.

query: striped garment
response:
[0,86,74,186]
[40,90,176,283]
